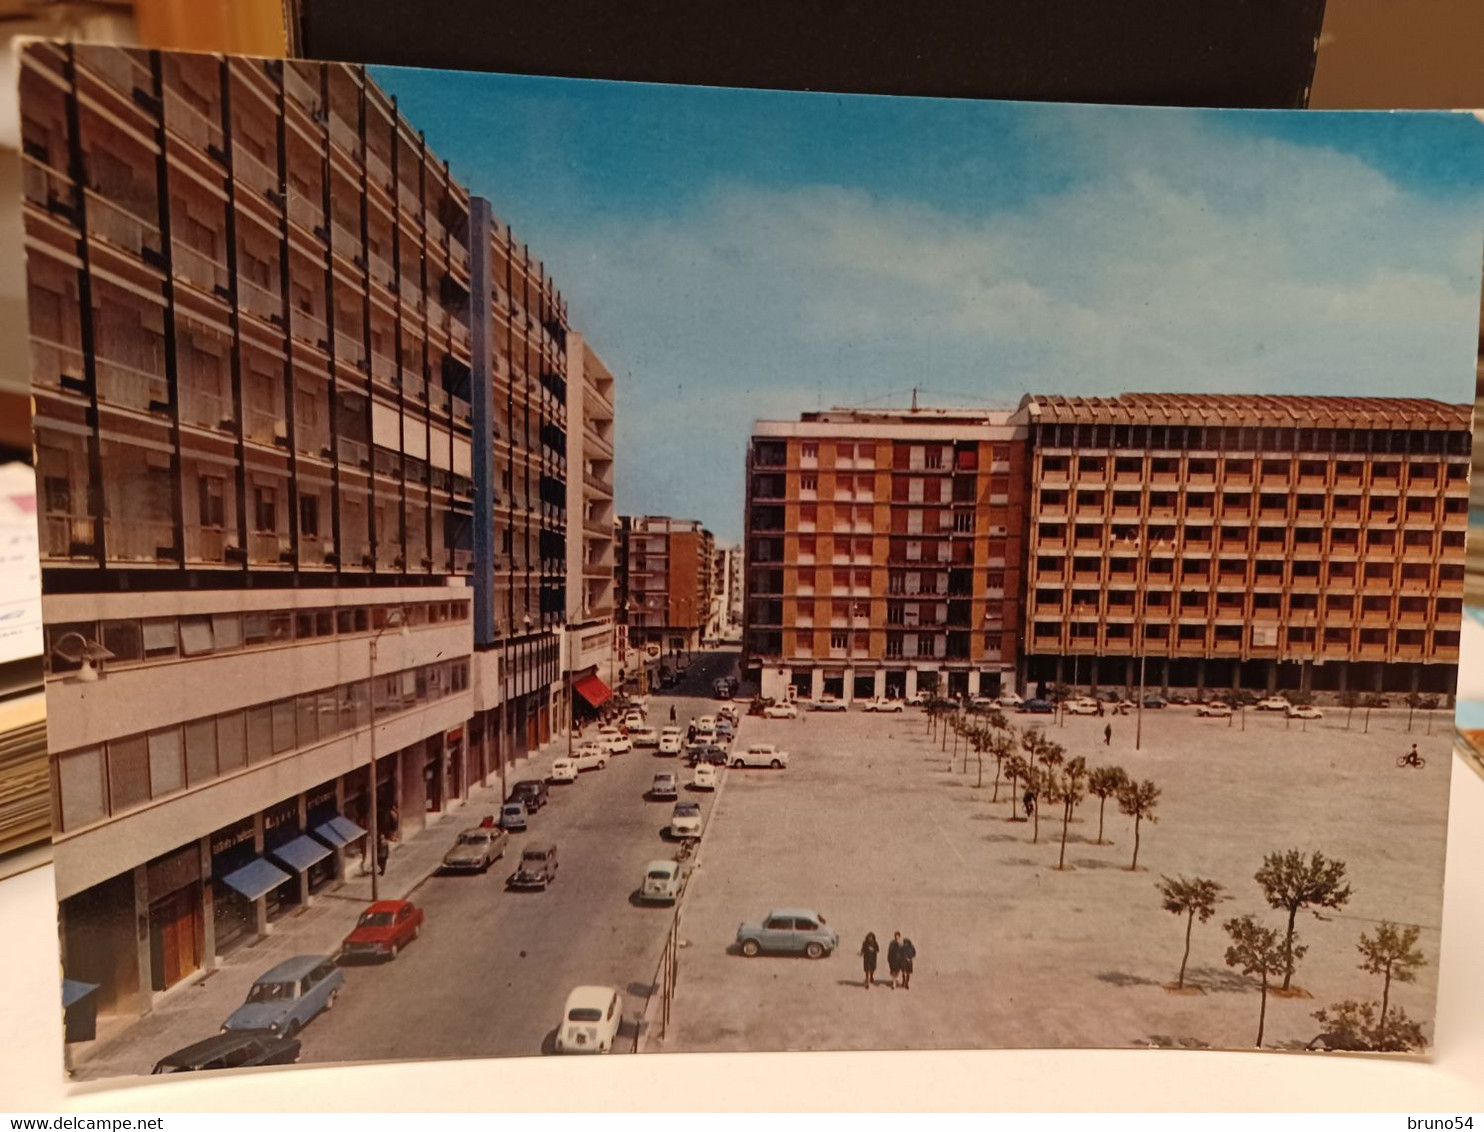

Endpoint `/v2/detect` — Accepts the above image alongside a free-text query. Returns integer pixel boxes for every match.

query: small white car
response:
[692,764,719,790]
[809,696,849,712]
[572,744,608,772]
[692,727,718,747]
[554,986,623,1055]
[630,725,660,748]
[623,711,646,730]
[1286,705,1323,720]
[670,801,703,839]
[1064,698,1101,716]
[549,759,579,783]
[596,727,633,754]
[731,744,789,769]
[1195,702,1233,718]
[651,772,679,800]
[1255,696,1292,712]
[862,697,904,713]
[696,715,717,731]
[762,702,798,719]
[658,727,685,756]
[905,691,929,706]
[638,860,684,904]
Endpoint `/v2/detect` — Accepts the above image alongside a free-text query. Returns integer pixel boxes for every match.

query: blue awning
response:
[61,979,99,1009]
[314,815,365,847]
[220,856,293,901]
[270,834,333,873]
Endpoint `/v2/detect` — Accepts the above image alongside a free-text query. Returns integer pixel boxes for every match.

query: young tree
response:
[988,732,1016,802]
[1221,689,1242,729]
[1223,914,1293,1048]
[1403,691,1424,734]
[1116,778,1160,870]
[1254,849,1352,991]
[1050,756,1087,870]
[1004,754,1028,821]
[1032,742,1065,845]
[1419,694,1439,735]
[1357,921,1426,1044]
[1361,692,1387,734]
[1086,766,1128,844]
[1156,875,1224,989]
[1338,689,1360,731]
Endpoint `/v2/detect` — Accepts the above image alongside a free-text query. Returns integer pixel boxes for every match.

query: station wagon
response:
[222,955,343,1037]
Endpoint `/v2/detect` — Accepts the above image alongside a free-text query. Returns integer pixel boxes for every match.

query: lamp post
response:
[51,631,114,683]
[367,607,409,901]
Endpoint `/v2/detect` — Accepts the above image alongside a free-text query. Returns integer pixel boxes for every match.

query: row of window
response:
[45,598,471,675]
[1033,424,1471,457]
[1034,558,1464,582]
[1030,622,1460,647]
[53,657,472,833]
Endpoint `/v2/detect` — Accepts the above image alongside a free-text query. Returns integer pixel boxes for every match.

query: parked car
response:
[1195,702,1233,718]
[651,772,679,800]
[549,759,579,783]
[623,711,647,730]
[718,704,742,724]
[630,725,661,748]
[731,743,789,769]
[762,702,798,719]
[1017,699,1055,714]
[862,697,904,713]
[1143,695,1169,709]
[1287,705,1323,720]
[696,715,717,731]
[572,744,609,772]
[714,719,736,743]
[152,1031,301,1074]
[554,986,623,1055]
[735,908,838,959]
[670,800,704,839]
[998,691,1025,708]
[1064,698,1100,716]
[222,955,343,1038]
[499,801,529,832]
[508,779,550,812]
[658,726,685,755]
[508,843,559,890]
[1167,693,1193,706]
[809,696,849,712]
[905,691,930,706]
[692,763,720,790]
[441,827,507,872]
[638,860,684,904]
[596,727,633,754]
[340,899,424,962]
[1255,696,1292,712]
[688,744,729,767]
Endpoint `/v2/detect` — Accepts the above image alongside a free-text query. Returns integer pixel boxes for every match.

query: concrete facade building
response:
[714,542,743,639]
[24,46,574,1023]
[1020,393,1469,697]
[743,409,1029,703]
[617,515,716,661]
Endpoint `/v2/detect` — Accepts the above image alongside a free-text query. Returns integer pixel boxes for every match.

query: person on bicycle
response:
[1403,743,1422,767]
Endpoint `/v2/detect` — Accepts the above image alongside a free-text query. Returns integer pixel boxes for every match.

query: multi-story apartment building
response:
[617,515,716,660]
[714,542,743,638]
[743,410,1029,703]
[1020,393,1469,697]
[23,46,572,1024]
[563,333,617,716]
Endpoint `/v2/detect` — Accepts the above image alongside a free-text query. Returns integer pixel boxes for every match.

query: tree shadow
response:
[1181,966,1259,994]
[624,979,657,1000]
[1098,971,1161,988]
[999,856,1043,867]
[1142,1034,1212,1049]
[982,833,1021,843]
[1071,857,1126,870]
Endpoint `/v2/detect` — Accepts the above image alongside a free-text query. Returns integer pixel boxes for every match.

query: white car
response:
[1255,696,1292,712]
[1286,705,1323,720]
[623,711,646,730]
[596,727,632,754]
[670,801,703,839]
[572,744,608,772]
[762,702,798,719]
[695,715,717,732]
[658,727,685,756]
[862,698,904,713]
[692,727,718,747]
[1064,698,1100,716]
[692,764,719,790]
[1195,702,1232,718]
[905,691,929,706]
[731,743,789,769]
[638,860,684,904]
[554,986,623,1055]
[651,772,679,800]
[808,696,849,712]
[998,691,1024,708]
[630,725,660,748]
[549,759,579,783]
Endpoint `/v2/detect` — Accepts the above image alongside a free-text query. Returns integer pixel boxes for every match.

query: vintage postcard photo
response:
[19,44,1483,1077]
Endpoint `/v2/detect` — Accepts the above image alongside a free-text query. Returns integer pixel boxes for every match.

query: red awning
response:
[574,672,614,709]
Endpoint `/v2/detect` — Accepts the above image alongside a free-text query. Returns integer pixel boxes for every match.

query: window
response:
[271,698,296,752]
[253,486,277,532]
[142,618,178,659]
[246,704,274,762]
[101,619,143,664]
[184,719,218,785]
[57,747,106,831]
[830,632,848,649]
[180,616,215,656]
[107,735,151,812]
[299,494,320,537]
[217,711,247,773]
[199,476,226,528]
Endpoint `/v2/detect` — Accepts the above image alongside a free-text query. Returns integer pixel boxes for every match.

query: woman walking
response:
[899,938,917,989]
[860,932,880,989]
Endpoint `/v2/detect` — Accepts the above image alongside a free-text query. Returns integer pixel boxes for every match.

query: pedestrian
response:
[860,932,880,989]
[1022,789,1036,820]
[1096,700,1105,717]
[886,932,904,989]
[1103,723,1112,746]
[899,937,916,989]
[670,704,677,724]
[385,803,400,842]
[375,835,390,877]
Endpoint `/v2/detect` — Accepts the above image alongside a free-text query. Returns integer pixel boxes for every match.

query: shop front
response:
[262,798,307,921]
[210,817,269,958]
[303,781,342,894]
[145,844,203,994]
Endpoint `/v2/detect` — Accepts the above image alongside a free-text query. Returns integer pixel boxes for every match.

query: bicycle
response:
[1396,752,1425,769]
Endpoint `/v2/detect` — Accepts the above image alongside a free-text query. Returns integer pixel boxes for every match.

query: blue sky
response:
[373,68,1484,542]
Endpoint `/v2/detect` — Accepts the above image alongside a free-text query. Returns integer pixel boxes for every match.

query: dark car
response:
[152,1030,301,1074]
[508,779,550,812]
[1167,693,1192,706]
[508,843,559,890]
[687,744,729,767]
[1017,699,1055,714]
[1143,695,1168,709]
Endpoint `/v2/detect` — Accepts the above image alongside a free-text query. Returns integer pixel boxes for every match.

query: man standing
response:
[886,932,904,989]
[1103,723,1113,746]
[375,835,390,877]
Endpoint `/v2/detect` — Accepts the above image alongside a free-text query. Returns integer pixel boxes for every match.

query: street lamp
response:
[51,631,114,683]
[367,607,410,901]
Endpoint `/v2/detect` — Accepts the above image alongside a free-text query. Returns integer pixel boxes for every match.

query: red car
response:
[340,899,424,962]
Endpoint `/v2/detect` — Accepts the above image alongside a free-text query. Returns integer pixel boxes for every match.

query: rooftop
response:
[1020,392,1471,431]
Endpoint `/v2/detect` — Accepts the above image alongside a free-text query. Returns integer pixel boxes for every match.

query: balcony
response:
[288,187,324,234]
[248,531,291,565]
[232,141,280,200]
[291,306,329,349]
[184,525,234,564]
[165,90,226,157]
[451,395,471,426]
[22,157,78,225]
[239,276,283,325]
[96,355,169,414]
[328,113,361,160]
[178,385,234,431]
[29,337,85,393]
[334,329,366,368]
[244,405,287,447]
[86,192,162,264]
[368,250,395,289]
[104,519,177,563]
[41,513,95,559]
[172,240,229,297]
[365,148,394,193]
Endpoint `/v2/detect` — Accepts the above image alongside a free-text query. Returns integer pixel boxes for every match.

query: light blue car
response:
[222,955,343,1038]
[735,908,839,959]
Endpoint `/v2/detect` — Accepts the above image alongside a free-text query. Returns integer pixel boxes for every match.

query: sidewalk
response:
[69,737,569,1081]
